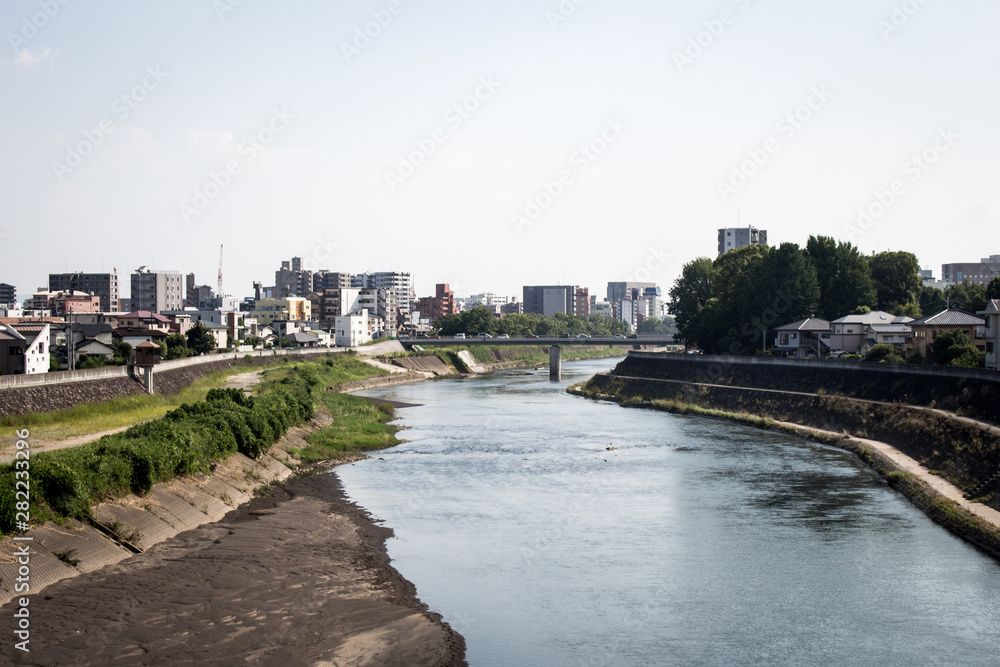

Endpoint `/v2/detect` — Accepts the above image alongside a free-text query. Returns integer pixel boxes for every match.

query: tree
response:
[863,343,904,364]
[943,280,988,313]
[186,323,217,355]
[931,329,984,367]
[113,341,133,366]
[668,257,715,347]
[165,333,193,360]
[868,251,921,312]
[805,236,876,320]
[918,284,944,317]
[988,276,1000,301]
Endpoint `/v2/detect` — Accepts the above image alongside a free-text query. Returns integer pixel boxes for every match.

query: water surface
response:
[337,359,1000,666]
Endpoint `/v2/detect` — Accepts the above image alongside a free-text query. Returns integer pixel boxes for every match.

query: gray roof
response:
[865,323,912,334]
[980,299,1000,315]
[288,331,320,343]
[909,309,985,327]
[775,318,830,332]
[829,310,913,326]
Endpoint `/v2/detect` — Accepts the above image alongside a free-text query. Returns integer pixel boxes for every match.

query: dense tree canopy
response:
[804,236,876,320]
[988,276,1000,301]
[668,243,819,354]
[931,329,985,368]
[943,280,989,314]
[434,308,630,337]
[186,323,217,355]
[868,251,921,312]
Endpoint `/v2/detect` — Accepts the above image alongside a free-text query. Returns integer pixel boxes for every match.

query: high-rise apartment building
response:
[274,257,314,297]
[131,267,184,313]
[48,272,120,312]
[523,285,588,317]
[718,226,767,256]
[0,283,16,307]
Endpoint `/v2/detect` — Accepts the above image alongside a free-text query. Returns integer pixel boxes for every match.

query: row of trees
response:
[668,236,1000,355]
[434,308,632,337]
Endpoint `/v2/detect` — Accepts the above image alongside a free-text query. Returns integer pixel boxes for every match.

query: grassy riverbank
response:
[0,355,391,534]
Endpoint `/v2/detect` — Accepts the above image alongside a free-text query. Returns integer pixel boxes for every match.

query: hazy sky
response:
[2,0,998,303]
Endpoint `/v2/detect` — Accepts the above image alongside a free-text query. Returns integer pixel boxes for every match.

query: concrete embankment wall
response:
[0,413,332,606]
[616,352,1000,425]
[584,372,1000,512]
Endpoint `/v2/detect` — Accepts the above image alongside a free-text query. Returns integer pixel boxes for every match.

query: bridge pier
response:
[549,345,561,381]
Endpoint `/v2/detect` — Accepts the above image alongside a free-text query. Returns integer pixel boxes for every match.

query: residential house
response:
[0,322,50,375]
[828,311,913,355]
[248,297,311,326]
[118,311,172,332]
[977,300,999,370]
[287,331,321,348]
[859,322,913,355]
[905,309,986,359]
[772,318,830,358]
[335,309,371,347]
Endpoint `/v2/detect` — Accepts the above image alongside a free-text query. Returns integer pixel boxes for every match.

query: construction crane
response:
[217,244,224,301]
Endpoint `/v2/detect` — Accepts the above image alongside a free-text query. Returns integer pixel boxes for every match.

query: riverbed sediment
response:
[5,470,466,666]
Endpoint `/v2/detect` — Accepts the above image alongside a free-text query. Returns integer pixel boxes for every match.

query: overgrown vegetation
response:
[294,394,399,464]
[0,354,389,535]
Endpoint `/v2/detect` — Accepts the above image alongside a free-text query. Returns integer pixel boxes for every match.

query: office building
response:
[49,272,120,312]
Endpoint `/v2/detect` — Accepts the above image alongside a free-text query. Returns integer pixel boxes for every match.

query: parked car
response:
[613,334,626,339]
[455,333,466,339]
[497,334,510,339]
[627,334,639,339]
[478,333,493,339]
[576,333,589,338]
[417,333,429,339]
[559,333,570,338]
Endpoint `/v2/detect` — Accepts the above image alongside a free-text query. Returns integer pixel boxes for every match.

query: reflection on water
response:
[337,359,1000,667]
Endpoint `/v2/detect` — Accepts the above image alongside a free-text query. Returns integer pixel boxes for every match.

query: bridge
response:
[397,336,677,380]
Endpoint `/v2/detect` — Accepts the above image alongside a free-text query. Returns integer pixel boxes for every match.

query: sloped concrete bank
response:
[572,373,1000,561]
[0,413,327,606]
[0,410,466,665]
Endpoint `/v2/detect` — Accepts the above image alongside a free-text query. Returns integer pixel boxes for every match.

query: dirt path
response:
[777,420,1000,530]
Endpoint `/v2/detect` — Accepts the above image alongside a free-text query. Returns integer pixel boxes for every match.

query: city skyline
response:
[3,1,998,300]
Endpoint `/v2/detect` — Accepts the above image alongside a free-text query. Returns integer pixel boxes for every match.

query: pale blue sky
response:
[2,0,998,302]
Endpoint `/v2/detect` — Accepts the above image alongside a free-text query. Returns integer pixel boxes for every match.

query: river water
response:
[336,358,1000,666]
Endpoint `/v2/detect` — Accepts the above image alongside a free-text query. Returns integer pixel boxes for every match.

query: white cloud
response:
[7,48,61,69]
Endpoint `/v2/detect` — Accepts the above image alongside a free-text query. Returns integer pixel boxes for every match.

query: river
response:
[336,358,1000,666]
